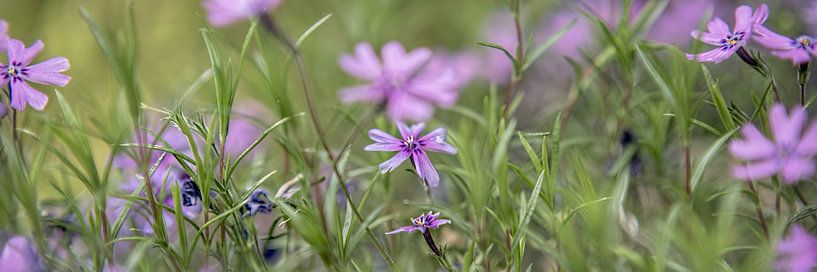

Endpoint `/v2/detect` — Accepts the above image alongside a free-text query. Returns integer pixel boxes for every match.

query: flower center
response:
[6,66,17,77]
[1,62,26,81]
[795,35,814,49]
[403,136,416,150]
[413,217,426,227]
[720,32,745,50]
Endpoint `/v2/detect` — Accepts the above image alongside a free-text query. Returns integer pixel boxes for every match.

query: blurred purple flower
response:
[729,104,817,183]
[776,225,817,272]
[647,0,716,45]
[0,39,71,111]
[753,26,816,65]
[243,189,274,217]
[365,123,456,187]
[203,0,282,27]
[0,21,8,52]
[339,42,460,122]
[686,4,768,63]
[0,236,43,272]
[805,2,817,33]
[425,51,480,91]
[223,101,272,157]
[386,211,450,235]
[480,13,518,83]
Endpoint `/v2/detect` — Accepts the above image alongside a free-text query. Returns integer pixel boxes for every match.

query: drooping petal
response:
[690,30,725,45]
[368,129,402,144]
[733,6,754,34]
[378,151,411,173]
[781,157,816,184]
[731,159,780,181]
[419,127,457,155]
[686,47,734,63]
[385,225,420,235]
[729,125,776,160]
[771,49,812,65]
[381,41,431,76]
[339,84,384,103]
[753,25,795,50]
[412,150,440,187]
[24,57,71,87]
[339,43,382,80]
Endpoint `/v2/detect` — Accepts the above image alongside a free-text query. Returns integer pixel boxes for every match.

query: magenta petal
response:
[17,40,43,66]
[772,49,812,65]
[386,92,435,122]
[770,104,805,146]
[686,47,734,63]
[379,151,411,173]
[382,41,431,76]
[781,158,816,184]
[364,143,403,152]
[753,25,795,50]
[426,219,451,229]
[339,43,382,80]
[385,226,420,235]
[729,125,775,160]
[25,57,71,87]
[706,18,731,37]
[733,6,753,33]
[752,4,769,25]
[420,128,457,155]
[690,30,724,45]
[412,150,440,187]
[339,84,384,103]
[731,159,780,181]
[795,121,817,155]
[368,129,401,144]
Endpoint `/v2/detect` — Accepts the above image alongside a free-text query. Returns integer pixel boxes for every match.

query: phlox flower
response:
[0,236,43,272]
[386,211,450,235]
[365,123,457,187]
[729,104,817,183]
[243,189,274,217]
[203,0,282,27]
[687,4,768,63]
[776,225,817,272]
[753,25,817,65]
[339,42,460,122]
[0,39,71,111]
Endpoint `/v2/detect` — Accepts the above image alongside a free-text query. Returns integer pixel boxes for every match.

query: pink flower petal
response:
[706,18,731,36]
[731,159,780,181]
[729,125,776,160]
[381,41,431,76]
[339,84,384,103]
[379,150,411,173]
[412,150,440,187]
[16,40,43,66]
[771,49,812,65]
[781,157,816,183]
[419,128,457,155]
[686,47,734,63]
[385,226,420,235]
[733,6,753,33]
[25,57,71,87]
[368,129,401,144]
[690,30,725,46]
[770,104,805,146]
[386,92,435,122]
[795,120,817,155]
[339,43,382,80]
[753,25,795,50]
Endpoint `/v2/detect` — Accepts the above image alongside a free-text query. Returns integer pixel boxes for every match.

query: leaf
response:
[690,128,737,192]
[786,205,817,230]
[295,14,333,48]
[701,65,736,131]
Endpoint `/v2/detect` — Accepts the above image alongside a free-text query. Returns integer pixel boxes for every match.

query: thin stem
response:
[502,0,525,117]
[798,62,810,106]
[747,182,769,238]
[793,186,817,222]
[683,145,691,198]
[259,14,397,270]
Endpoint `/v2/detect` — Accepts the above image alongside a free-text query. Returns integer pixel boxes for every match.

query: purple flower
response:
[203,0,282,27]
[776,225,817,272]
[0,236,43,272]
[365,123,457,187]
[753,25,816,65]
[223,101,272,157]
[0,21,8,52]
[243,189,274,217]
[339,42,461,122]
[386,211,450,235]
[729,104,817,183]
[0,39,70,111]
[647,0,718,46]
[687,4,768,63]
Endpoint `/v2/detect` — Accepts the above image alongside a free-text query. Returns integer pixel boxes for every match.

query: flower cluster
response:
[0,20,71,112]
